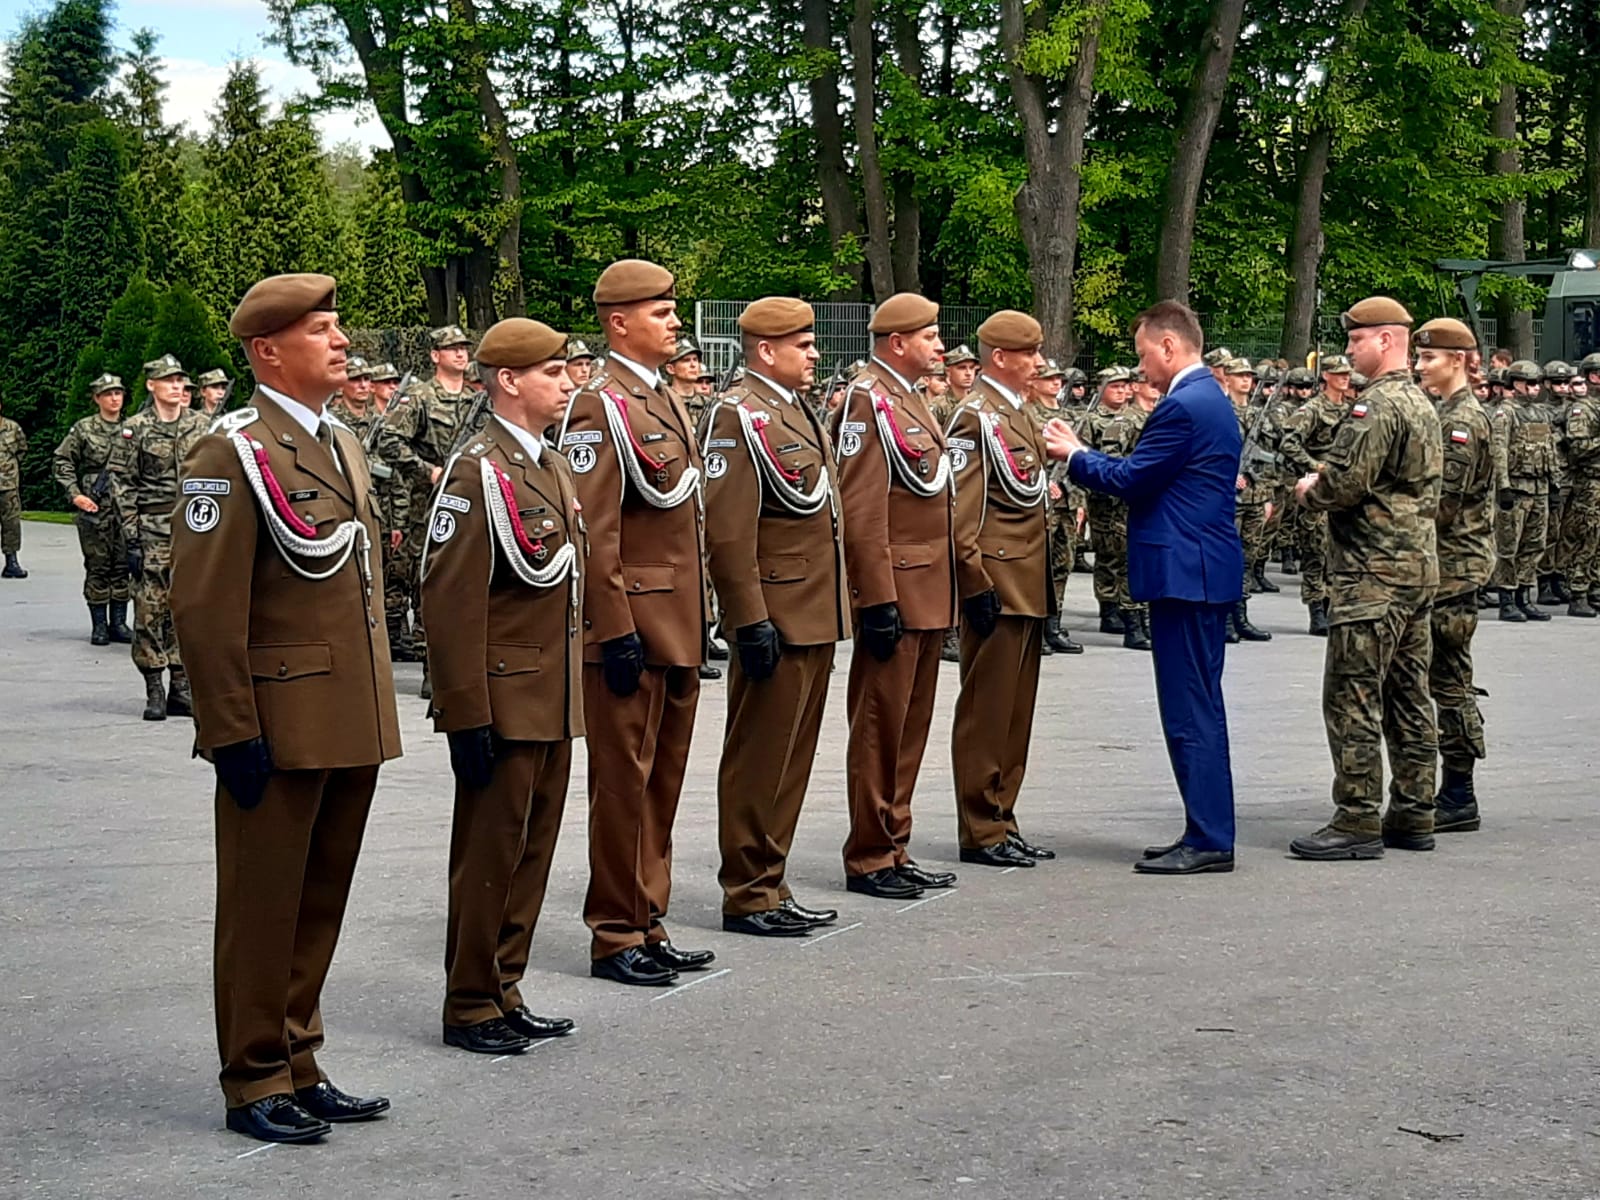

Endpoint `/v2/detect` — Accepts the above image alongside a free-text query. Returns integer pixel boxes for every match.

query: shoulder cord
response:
[480,455,579,607]
[871,390,951,497]
[736,403,831,515]
[229,430,372,591]
[980,410,1047,507]
[600,389,700,509]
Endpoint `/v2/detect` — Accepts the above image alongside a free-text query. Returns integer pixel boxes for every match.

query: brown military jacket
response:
[559,355,710,667]
[1434,387,1495,600]
[834,358,961,631]
[702,371,850,646]
[421,416,585,741]
[947,381,1051,617]
[169,391,402,769]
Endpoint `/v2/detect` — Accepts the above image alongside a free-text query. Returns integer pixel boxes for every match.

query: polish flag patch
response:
[1350,403,1368,418]
[1450,428,1470,444]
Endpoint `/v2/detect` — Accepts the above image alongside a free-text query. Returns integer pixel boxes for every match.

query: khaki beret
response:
[977,309,1044,351]
[343,356,372,380]
[738,297,815,338]
[369,362,400,382]
[1340,296,1413,330]
[1412,318,1476,351]
[475,317,568,369]
[869,293,939,335]
[90,373,124,394]
[1319,354,1353,374]
[229,273,338,339]
[196,369,229,387]
[593,259,676,306]
[944,344,978,367]
[430,325,471,348]
[143,353,187,380]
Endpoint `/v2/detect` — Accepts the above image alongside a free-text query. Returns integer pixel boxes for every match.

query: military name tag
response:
[437,493,471,513]
[519,506,547,518]
[947,437,976,450]
[183,478,232,495]
[841,421,866,434]
[642,432,667,443]
[287,488,318,502]
[777,441,802,453]
[563,430,603,445]
[709,438,737,449]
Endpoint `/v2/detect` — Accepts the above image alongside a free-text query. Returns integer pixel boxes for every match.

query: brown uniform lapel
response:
[254,392,354,505]
[490,416,565,514]
[742,372,821,456]
[607,357,694,448]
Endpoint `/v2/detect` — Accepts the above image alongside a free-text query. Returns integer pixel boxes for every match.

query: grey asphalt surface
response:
[3,519,1600,1199]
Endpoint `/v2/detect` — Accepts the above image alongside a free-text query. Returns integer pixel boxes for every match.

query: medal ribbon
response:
[489,459,546,560]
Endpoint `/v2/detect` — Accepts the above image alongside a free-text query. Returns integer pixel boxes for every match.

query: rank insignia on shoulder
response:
[709,438,737,449]
[1450,429,1470,444]
[183,478,232,495]
[563,430,603,445]
[437,493,471,513]
[1351,404,1369,418]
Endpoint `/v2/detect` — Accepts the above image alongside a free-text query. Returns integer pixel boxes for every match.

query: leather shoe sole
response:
[1134,849,1234,875]
[959,844,1034,868]
[1289,835,1385,860]
[846,870,922,900]
[225,1098,331,1144]
[1382,830,1436,852]
[1434,814,1481,833]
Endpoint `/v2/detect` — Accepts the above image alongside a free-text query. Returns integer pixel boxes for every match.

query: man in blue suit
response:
[1043,301,1243,874]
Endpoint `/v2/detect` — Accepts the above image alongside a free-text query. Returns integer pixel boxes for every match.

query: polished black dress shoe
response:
[643,940,717,972]
[698,663,723,680]
[722,908,811,937]
[1381,828,1436,852]
[502,1006,576,1039]
[1289,825,1384,860]
[780,897,838,926]
[959,841,1035,868]
[591,945,678,987]
[1006,830,1056,860]
[293,1080,390,1123]
[846,868,923,900]
[1142,838,1183,860]
[225,1095,331,1143]
[1133,845,1234,874]
[443,1017,533,1054]
[897,861,956,889]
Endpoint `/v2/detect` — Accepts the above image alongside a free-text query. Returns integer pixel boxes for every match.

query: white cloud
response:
[159,54,390,153]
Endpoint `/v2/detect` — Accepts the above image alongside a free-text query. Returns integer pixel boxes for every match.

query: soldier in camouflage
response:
[194,368,230,418]
[52,373,133,642]
[1278,362,1354,635]
[1557,354,1600,617]
[0,394,26,579]
[1488,359,1555,621]
[1414,318,1495,834]
[663,337,706,432]
[565,339,598,389]
[107,354,209,720]
[1222,359,1271,642]
[1537,360,1579,605]
[1080,366,1150,650]
[945,344,979,409]
[1289,298,1442,861]
[1024,359,1083,654]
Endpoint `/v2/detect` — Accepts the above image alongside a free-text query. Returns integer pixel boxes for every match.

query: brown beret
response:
[977,309,1044,351]
[1340,296,1413,331]
[1413,317,1476,351]
[476,318,568,368]
[739,297,815,338]
[229,273,338,338]
[869,293,940,335]
[593,259,676,306]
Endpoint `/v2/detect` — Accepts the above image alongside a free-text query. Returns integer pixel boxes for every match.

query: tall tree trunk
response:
[554,2,578,322]
[1545,88,1568,257]
[800,0,862,298]
[1487,0,1533,359]
[889,6,923,293]
[850,0,895,300]
[616,0,640,257]
[1584,64,1600,247]
[1152,0,1245,303]
[460,0,522,319]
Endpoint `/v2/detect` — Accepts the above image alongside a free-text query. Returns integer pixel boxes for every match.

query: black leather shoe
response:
[225,1095,331,1143]
[1141,838,1183,860]
[1006,830,1056,860]
[643,940,717,972]
[1382,828,1436,852]
[707,639,730,660]
[959,841,1035,868]
[293,1081,390,1123]
[591,946,678,987]
[846,868,923,900]
[1289,825,1384,860]
[502,1006,575,1039]
[443,1017,533,1054]
[1134,845,1234,874]
[699,663,723,680]
[780,897,838,926]
[722,908,811,937]
[897,861,957,889]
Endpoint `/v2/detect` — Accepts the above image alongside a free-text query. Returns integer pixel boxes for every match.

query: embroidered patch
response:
[946,437,976,450]
[430,510,457,543]
[841,421,866,434]
[287,488,317,502]
[568,445,598,474]
[183,478,231,495]
[1450,429,1470,444]
[184,495,220,533]
[121,429,134,439]
[706,452,728,479]
[709,438,737,449]
[949,447,969,471]
[1351,404,1368,418]
[840,431,862,457]
[437,493,471,513]
[563,430,603,445]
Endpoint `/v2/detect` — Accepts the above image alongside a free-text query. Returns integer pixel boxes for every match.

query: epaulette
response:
[210,407,259,436]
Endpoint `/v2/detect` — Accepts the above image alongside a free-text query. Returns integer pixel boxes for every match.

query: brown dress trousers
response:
[170,391,402,1108]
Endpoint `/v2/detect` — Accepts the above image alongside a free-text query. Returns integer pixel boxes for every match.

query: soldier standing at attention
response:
[561,260,716,986]
[1413,318,1495,834]
[1278,362,1353,635]
[1222,359,1272,642]
[1489,360,1555,622]
[663,338,705,431]
[169,273,401,1144]
[108,355,208,720]
[565,339,598,389]
[1024,358,1083,654]
[195,369,231,418]
[945,344,979,406]
[1081,367,1150,649]
[1537,361,1578,606]
[52,374,133,642]
[1561,354,1600,618]
[369,362,401,413]
[836,294,969,896]
[421,318,584,1055]
[947,311,1058,870]
[702,298,853,928]
[1289,298,1442,861]
[0,395,26,579]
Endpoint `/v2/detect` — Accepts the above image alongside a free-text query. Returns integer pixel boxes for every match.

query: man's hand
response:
[735,620,782,682]
[214,737,274,811]
[1236,474,1248,492]
[127,544,144,580]
[73,494,98,514]
[1264,501,1275,524]
[430,465,443,485]
[1048,481,1062,502]
[1042,418,1083,461]
[389,529,403,551]
[446,726,497,790]
[962,589,1001,639]
[1294,472,1319,506]
[601,632,645,697]
[1075,508,1087,537]
[860,602,903,663]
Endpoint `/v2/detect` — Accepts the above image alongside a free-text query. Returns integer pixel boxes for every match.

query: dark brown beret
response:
[1340,296,1413,331]
[475,318,568,369]
[593,259,676,306]
[229,273,338,338]
[739,297,815,338]
[1413,318,1476,351]
[976,309,1044,351]
[869,293,940,335]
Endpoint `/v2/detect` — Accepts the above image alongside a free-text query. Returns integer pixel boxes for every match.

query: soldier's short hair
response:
[1130,300,1203,351]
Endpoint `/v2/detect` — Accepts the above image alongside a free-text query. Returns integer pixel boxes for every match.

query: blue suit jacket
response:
[1067,368,1244,604]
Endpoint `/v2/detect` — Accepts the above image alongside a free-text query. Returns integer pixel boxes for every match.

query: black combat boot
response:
[1498,588,1525,622]
[419,666,433,700]
[1569,595,1597,618]
[1434,767,1481,832]
[109,600,132,643]
[1477,587,1496,611]
[1280,546,1299,575]
[1252,563,1279,593]
[89,604,110,646]
[1121,608,1151,651]
[1517,584,1551,621]
[940,627,960,663]
[1099,601,1126,635]
[1235,598,1271,641]
[166,668,194,717]
[1045,615,1082,654]
[1,552,26,578]
[142,670,167,722]
[1553,574,1573,603]
[1039,632,1054,657]
[1537,574,1560,606]
[1308,599,1329,637]
[1224,609,1240,644]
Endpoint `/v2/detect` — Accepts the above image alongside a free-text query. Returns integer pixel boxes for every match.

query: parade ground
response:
[4,519,1600,1200]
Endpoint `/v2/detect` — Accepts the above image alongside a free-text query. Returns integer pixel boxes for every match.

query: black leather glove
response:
[214,737,274,811]
[1498,492,1520,512]
[963,588,1002,638]
[601,632,645,697]
[735,620,782,682]
[127,543,144,580]
[447,726,497,790]
[860,602,903,663]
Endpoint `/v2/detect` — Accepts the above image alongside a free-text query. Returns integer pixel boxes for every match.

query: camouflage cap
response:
[143,354,187,380]
[464,361,482,383]
[1202,347,1234,367]
[566,338,598,362]
[196,368,229,388]
[944,344,979,367]
[1507,359,1542,383]
[1319,354,1353,374]
[666,337,700,364]
[1543,359,1577,381]
[369,361,400,382]
[1129,367,1147,383]
[1037,358,1065,379]
[1224,357,1255,375]
[430,325,472,349]
[1579,353,1600,374]
[1096,365,1132,384]
[90,373,125,395]
[926,360,946,378]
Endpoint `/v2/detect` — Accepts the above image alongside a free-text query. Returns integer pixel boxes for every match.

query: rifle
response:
[364,371,412,459]
[1239,377,1282,482]
[447,385,492,458]
[715,349,744,397]
[218,377,236,414]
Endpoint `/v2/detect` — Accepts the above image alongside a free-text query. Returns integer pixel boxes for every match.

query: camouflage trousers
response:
[1429,591,1485,774]
[1322,587,1437,835]
[1272,484,1299,557]
[0,488,20,554]
[1556,477,1600,595]
[75,513,129,604]
[132,536,180,672]
[382,535,411,639]
[1087,498,1134,608]
[1236,499,1268,590]
[1540,489,1566,573]
[1297,507,1328,605]
[1046,510,1074,609]
[1491,491,1546,588]
[406,497,433,651]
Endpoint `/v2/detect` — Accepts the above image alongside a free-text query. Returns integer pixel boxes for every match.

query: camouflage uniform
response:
[53,412,131,605]
[328,397,411,649]
[1080,401,1140,614]
[1279,390,1350,610]
[1233,403,1271,590]
[1488,386,1554,594]
[1300,368,1442,839]
[0,413,26,563]
[1558,387,1600,608]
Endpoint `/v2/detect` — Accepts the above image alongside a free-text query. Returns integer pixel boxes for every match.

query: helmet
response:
[1507,359,1542,384]
[1285,367,1317,387]
[1578,352,1600,375]
[1349,372,1369,392]
[1063,367,1086,386]
[1487,366,1509,387]
[1542,360,1577,382]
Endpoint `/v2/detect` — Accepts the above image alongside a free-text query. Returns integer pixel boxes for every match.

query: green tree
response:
[67,272,161,426]
[146,283,229,389]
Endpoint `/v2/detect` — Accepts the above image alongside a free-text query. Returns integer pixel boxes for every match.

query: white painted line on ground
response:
[1000,866,1019,875]
[651,966,732,1002]
[491,1054,512,1064]
[800,920,863,947]
[896,889,956,914]
[235,1142,277,1160]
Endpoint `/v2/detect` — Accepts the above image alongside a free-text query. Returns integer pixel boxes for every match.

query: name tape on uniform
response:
[182,478,231,495]
[436,493,472,513]
[562,430,603,445]
[841,421,866,434]
[946,437,976,450]
[708,438,737,449]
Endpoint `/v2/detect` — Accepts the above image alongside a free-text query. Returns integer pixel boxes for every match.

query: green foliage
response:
[146,283,228,388]
[68,273,160,423]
